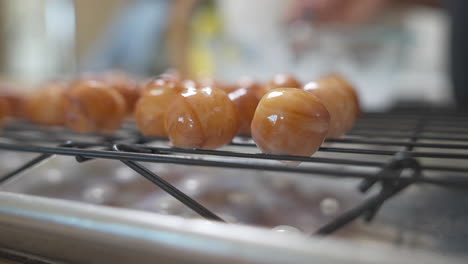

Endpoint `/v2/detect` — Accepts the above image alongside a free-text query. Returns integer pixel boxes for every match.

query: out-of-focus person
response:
[83,0,459,108]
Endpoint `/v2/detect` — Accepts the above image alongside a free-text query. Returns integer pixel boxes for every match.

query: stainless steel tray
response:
[0,192,463,264]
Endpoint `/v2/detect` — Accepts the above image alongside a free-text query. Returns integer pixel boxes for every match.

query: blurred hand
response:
[289,0,390,24]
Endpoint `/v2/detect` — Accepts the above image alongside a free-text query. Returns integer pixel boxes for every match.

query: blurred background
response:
[0,0,452,110]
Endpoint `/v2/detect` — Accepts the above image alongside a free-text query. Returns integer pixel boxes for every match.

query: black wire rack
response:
[0,104,467,235]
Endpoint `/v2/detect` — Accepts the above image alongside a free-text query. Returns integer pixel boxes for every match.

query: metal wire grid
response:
[0,105,467,235]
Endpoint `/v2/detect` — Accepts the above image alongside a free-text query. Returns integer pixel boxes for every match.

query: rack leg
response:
[0,154,53,184]
[120,160,225,222]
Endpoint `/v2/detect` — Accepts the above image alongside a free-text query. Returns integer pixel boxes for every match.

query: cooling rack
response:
[0,104,467,235]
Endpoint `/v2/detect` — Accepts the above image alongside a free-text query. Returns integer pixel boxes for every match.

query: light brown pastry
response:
[256,73,302,99]
[0,91,27,119]
[228,79,261,136]
[141,75,182,95]
[303,74,360,138]
[222,84,240,94]
[102,72,141,115]
[251,88,330,157]
[26,81,67,126]
[195,77,241,93]
[330,74,362,117]
[134,78,183,137]
[0,81,29,119]
[63,79,126,133]
[165,86,240,149]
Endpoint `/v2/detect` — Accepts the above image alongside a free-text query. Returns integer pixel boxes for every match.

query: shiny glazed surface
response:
[63,80,127,133]
[257,73,302,99]
[142,76,182,95]
[135,79,182,137]
[228,81,261,136]
[304,74,360,138]
[251,88,330,157]
[165,87,240,149]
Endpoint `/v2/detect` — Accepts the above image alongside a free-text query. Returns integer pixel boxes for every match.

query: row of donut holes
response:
[0,71,360,157]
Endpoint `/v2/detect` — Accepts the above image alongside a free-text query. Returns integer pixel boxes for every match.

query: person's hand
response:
[289,0,390,25]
